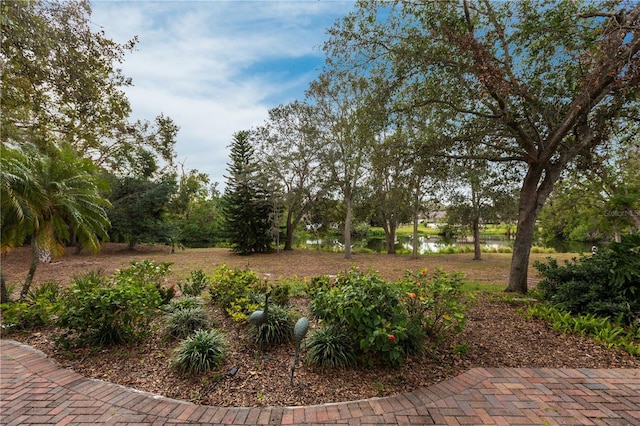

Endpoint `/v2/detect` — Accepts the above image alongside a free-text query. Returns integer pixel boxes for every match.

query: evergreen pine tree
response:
[223,131,272,254]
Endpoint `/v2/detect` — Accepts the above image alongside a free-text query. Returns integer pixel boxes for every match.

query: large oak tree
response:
[323,0,640,292]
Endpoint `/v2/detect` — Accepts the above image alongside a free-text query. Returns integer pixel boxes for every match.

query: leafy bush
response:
[535,234,640,325]
[171,329,227,374]
[178,269,209,297]
[310,267,408,366]
[225,296,260,322]
[252,304,294,348]
[164,306,210,339]
[57,269,162,347]
[1,281,62,330]
[114,260,175,305]
[306,326,356,369]
[209,264,264,310]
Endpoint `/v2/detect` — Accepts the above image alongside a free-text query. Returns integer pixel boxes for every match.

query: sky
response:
[89,0,355,191]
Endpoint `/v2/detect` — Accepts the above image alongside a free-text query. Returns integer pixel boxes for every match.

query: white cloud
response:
[90,0,354,190]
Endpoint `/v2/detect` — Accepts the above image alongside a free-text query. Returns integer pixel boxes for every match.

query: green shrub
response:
[178,269,209,297]
[535,234,640,325]
[57,270,162,347]
[171,329,227,374]
[114,260,175,305]
[164,306,210,339]
[306,325,356,369]
[209,264,264,310]
[310,268,408,366]
[252,304,294,348]
[1,281,63,330]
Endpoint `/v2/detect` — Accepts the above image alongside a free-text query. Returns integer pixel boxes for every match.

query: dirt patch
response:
[3,243,635,407]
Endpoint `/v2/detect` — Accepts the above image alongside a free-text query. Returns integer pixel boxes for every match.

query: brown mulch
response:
[2,243,637,407]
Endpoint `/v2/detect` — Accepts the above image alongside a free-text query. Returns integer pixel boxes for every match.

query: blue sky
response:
[89,0,354,190]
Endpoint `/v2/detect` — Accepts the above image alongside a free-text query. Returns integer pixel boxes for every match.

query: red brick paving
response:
[1,339,639,425]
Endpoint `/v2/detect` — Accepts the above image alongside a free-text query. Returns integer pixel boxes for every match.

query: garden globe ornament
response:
[290,316,309,384]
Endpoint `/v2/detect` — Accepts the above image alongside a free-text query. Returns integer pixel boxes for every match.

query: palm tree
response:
[1,143,111,301]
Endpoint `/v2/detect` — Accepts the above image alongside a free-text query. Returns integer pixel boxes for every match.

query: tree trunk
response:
[0,270,10,303]
[20,237,39,301]
[412,213,419,259]
[385,219,397,254]
[472,216,482,260]
[344,195,352,259]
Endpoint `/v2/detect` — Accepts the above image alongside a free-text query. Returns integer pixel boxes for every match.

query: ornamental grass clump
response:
[252,304,294,348]
[164,306,210,340]
[306,325,356,369]
[171,329,227,374]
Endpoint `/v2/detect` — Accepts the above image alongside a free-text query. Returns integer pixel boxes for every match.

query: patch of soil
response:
[2,244,637,407]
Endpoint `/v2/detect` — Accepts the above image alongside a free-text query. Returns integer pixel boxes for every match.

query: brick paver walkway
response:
[1,339,639,425]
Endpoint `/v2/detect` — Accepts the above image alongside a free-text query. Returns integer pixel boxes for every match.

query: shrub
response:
[252,304,294,348]
[535,234,640,325]
[310,268,408,366]
[306,325,356,369]
[178,269,209,297]
[1,281,62,330]
[114,260,175,305]
[57,269,162,347]
[164,306,210,339]
[171,329,227,374]
[209,264,263,310]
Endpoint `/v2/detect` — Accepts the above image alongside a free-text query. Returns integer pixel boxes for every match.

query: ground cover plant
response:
[1,243,639,407]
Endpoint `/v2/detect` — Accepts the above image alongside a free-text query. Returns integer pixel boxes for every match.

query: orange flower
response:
[407,292,416,299]
[421,268,427,275]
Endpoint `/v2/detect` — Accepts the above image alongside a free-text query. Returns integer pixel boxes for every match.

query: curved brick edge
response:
[2,339,639,425]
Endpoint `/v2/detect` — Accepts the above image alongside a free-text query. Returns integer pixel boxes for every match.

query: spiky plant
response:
[171,329,227,374]
[164,306,210,339]
[306,326,356,369]
[252,304,293,348]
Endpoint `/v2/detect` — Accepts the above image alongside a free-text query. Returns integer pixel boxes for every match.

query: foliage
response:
[528,303,640,357]
[222,130,274,254]
[399,268,468,344]
[535,234,640,325]
[305,325,356,369]
[225,296,260,322]
[114,260,175,304]
[178,269,209,297]
[322,0,640,293]
[107,174,178,250]
[208,264,263,311]
[171,329,227,375]
[0,281,62,329]
[56,269,162,347]
[162,296,205,313]
[252,304,294,348]
[164,306,210,340]
[310,268,408,366]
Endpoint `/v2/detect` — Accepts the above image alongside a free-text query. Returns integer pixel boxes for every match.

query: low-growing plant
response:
[164,306,210,339]
[310,267,408,366]
[252,304,294,348]
[114,260,175,305]
[306,326,356,369]
[171,329,227,374]
[162,296,205,313]
[178,269,209,297]
[528,303,640,357]
[225,296,260,322]
[535,234,640,325]
[209,264,263,310]
[1,281,63,330]
[56,269,162,347]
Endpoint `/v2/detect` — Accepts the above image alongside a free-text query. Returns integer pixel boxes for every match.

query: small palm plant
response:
[171,329,227,374]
